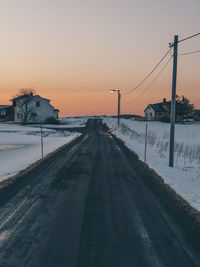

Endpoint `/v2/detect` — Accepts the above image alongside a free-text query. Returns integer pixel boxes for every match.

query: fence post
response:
[144,123,148,162]
[40,120,44,159]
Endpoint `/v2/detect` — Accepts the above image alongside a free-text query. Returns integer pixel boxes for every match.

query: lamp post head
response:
[110,89,120,93]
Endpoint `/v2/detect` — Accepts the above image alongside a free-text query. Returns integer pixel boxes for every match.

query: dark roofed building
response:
[144,98,171,121]
[0,105,14,121]
[191,109,200,121]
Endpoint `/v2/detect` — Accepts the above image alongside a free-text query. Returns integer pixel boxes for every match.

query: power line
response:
[179,49,200,56]
[125,56,172,104]
[178,32,200,44]
[169,32,200,47]
[125,48,172,95]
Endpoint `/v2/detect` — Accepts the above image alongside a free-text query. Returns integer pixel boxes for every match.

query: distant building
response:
[10,94,59,123]
[188,109,200,121]
[144,98,171,121]
[144,98,183,122]
[193,110,200,121]
[0,105,14,121]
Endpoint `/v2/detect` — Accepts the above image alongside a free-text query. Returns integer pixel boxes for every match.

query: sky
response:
[0,0,200,116]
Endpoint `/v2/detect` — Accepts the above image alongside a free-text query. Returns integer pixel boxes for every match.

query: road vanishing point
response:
[0,119,200,266]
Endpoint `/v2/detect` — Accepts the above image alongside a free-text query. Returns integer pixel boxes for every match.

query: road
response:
[0,119,200,266]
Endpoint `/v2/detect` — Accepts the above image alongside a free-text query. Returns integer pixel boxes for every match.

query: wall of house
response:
[32,97,56,123]
[53,110,59,118]
[162,104,171,120]
[154,111,168,121]
[144,106,155,120]
[14,98,27,122]
[154,112,160,121]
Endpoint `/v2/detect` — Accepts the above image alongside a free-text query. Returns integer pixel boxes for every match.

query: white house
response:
[11,94,59,123]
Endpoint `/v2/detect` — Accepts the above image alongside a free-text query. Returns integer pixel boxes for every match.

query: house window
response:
[150,112,152,117]
[0,109,6,116]
[36,101,40,107]
[31,112,37,118]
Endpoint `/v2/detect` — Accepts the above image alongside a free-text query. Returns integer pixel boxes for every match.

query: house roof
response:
[10,94,33,101]
[10,95,53,107]
[144,104,164,112]
[144,99,170,113]
[10,94,50,102]
[0,105,12,110]
[150,103,165,112]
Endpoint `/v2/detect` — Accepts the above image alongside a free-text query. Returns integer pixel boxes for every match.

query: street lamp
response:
[110,89,121,126]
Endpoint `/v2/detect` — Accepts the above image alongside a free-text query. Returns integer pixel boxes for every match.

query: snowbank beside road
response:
[104,117,200,212]
[0,123,80,182]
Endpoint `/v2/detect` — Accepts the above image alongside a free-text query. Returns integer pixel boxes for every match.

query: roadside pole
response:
[117,90,121,127]
[169,35,178,167]
[144,123,148,162]
[40,121,44,160]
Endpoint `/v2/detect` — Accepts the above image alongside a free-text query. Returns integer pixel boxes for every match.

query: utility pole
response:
[169,35,178,167]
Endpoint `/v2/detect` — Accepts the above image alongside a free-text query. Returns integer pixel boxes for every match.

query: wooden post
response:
[40,121,44,160]
[117,90,121,126]
[144,123,148,162]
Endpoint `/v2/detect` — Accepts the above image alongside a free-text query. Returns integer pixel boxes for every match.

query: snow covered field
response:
[0,123,80,182]
[104,117,200,212]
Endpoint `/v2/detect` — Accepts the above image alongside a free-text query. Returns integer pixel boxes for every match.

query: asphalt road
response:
[0,119,200,266]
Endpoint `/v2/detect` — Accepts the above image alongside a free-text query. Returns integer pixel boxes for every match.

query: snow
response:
[103,117,200,212]
[26,117,88,130]
[0,123,80,182]
[59,117,88,128]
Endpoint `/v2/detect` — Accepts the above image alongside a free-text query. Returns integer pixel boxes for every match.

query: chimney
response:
[163,98,166,103]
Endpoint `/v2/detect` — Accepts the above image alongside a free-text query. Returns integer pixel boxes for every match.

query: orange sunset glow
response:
[0,0,200,116]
